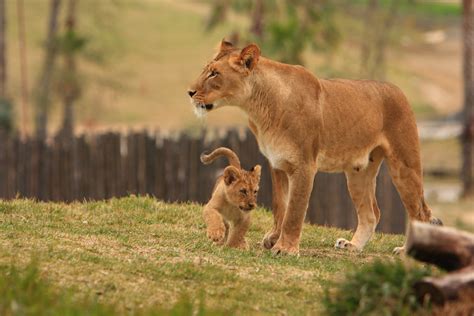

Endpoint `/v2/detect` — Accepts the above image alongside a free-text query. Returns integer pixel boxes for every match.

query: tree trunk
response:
[360,0,378,77]
[250,0,264,40]
[17,0,29,137]
[414,266,474,306]
[462,0,474,197]
[0,0,5,97]
[34,0,61,140]
[406,221,474,271]
[60,0,78,139]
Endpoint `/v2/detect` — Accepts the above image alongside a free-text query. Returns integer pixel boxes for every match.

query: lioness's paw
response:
[227,241,248,250]
[262,231,280,250]
[334,238,358,251]
[207,228,225,243]
[393,246,405,255]
[271,242,299,257]
[429,217,443,226]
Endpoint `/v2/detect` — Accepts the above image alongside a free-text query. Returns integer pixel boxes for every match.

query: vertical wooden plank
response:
[188,137,199,201]
[126,133,138,196]
[137,131,147,196]
[177,134,189,202]
[154,133,166,200]
[0,131,7,198]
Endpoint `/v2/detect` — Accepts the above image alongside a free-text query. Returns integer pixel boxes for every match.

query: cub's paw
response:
[334,238,359,251]
[393,246,405,255]
[262,231,280,250]
[429,217,443,226]
[207,228,225,243]
[227,240,248,250]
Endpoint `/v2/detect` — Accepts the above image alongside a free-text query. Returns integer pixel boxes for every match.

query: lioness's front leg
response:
[272,167,315,255]
[263,167,289,249]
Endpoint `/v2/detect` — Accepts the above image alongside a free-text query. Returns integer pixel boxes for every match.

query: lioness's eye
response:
[208,70,219,78]
[240,189,247,195]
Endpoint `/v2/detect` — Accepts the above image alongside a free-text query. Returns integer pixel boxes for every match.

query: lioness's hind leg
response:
[203,206,226,243]
[336,148,383,251]
[385,138,442,254]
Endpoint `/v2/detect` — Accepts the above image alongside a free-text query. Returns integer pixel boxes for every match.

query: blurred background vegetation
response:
[2,0,465,132]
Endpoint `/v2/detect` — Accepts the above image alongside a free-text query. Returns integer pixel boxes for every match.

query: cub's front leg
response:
[226,215,250,249]
[203,205,226,243]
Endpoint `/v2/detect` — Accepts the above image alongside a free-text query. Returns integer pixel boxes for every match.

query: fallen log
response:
[406,221,474,306]
[406,221,474,271]
[414,266,474,305]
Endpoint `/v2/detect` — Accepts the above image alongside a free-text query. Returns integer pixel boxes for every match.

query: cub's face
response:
[223,165,261,212]
[187,41,261,117]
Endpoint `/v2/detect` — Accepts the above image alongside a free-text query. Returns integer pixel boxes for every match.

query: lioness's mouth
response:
[199,103,213,110]
[239,206,253,212]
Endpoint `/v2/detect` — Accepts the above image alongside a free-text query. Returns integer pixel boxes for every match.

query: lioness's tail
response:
[200,147,241,168]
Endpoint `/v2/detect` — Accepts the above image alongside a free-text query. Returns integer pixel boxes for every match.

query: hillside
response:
[0,197,406,314]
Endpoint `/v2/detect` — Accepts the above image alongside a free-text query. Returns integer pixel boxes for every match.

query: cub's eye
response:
[239,189,247,195]
[254,190,258,194]
[208,70,219,78]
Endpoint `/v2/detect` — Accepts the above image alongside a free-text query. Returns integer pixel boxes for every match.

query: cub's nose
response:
[188,90,196,97]
[248,203,255,209]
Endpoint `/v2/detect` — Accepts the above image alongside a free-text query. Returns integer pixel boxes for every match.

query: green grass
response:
[0,196,414,314]
[0,261,228,315]
[322,260,434,315]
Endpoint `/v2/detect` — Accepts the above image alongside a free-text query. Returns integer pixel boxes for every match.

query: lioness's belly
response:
[316,150,371,173]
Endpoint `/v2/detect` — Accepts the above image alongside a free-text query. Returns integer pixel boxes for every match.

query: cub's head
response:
[222,165,261,212]
[187,40,261,117]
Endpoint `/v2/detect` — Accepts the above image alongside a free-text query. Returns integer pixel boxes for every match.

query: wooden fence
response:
[0,129,406,233]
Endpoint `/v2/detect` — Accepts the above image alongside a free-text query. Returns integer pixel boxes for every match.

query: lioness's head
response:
[188,40,261,117]
[222,165,261,212]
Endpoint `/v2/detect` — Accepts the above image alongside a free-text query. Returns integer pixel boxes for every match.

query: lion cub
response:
[201,147,261,249]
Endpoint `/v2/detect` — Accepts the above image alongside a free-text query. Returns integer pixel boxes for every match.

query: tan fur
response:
[201,147,261,249]
[189,41,442,255]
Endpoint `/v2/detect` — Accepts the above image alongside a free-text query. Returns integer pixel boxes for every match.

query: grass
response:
[0,261,228,315]
[0,196,412,314]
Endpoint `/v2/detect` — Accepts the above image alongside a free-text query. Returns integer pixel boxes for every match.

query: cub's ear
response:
[239,44,260,71]
[223,166,240,185]
[220,39,234,52]
[251,165,261,178]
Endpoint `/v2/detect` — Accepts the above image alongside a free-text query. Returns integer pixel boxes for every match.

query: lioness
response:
[189,40,441,255]
[201,147,261,249]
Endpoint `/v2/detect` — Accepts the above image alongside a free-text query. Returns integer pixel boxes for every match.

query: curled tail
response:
[200,147,241,168]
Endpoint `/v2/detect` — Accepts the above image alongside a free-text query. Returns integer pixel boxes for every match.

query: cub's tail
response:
[200,147,241,169]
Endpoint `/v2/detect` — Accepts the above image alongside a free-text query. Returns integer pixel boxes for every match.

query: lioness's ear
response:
[251,165,261,178]
[240,44,260,71]
[220,39,234,52]
[223,166,240,185]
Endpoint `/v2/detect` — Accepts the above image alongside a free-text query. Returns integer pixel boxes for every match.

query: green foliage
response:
[207,0,341,64]
[0,97,13,132]
[57,30,88,55]
[263,1,340,64]
[322,260,433,316]
[0,261,228,315]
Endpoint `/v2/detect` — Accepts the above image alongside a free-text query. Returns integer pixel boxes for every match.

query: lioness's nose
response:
[188,90,196,97]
